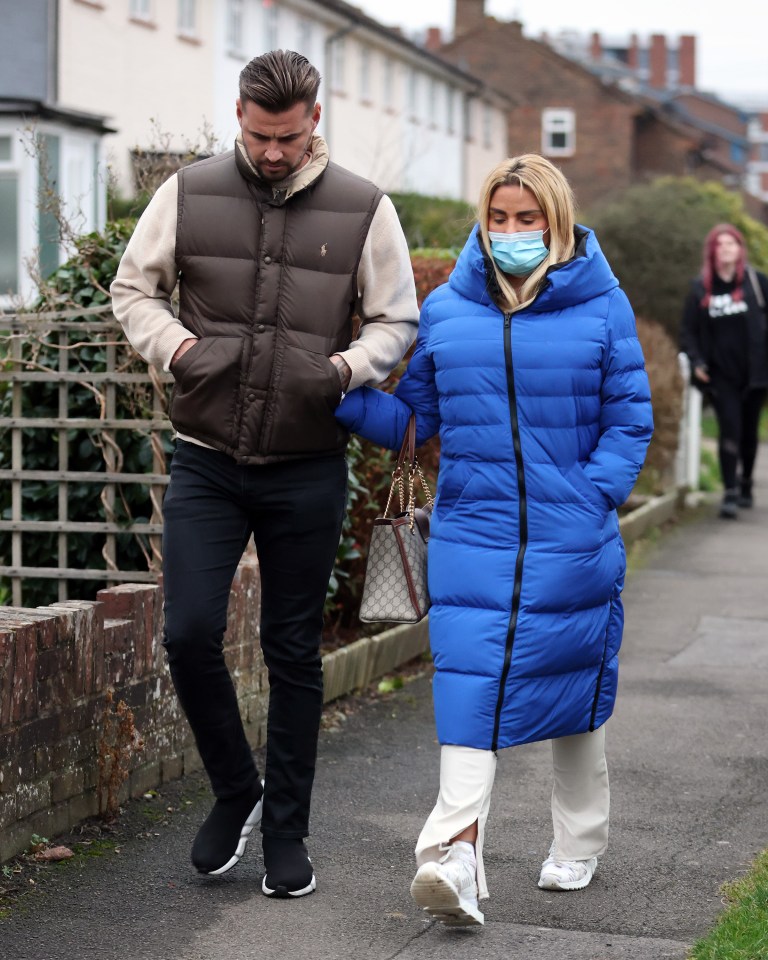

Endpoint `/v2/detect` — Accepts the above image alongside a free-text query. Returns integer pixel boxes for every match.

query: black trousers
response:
[709,384,767,491]
[161,440,347,838]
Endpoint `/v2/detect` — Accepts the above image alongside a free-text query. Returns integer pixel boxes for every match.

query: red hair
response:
[700,223,748,307]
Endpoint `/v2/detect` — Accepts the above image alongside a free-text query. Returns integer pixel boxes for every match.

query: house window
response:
[482,102,492,148]
[428,78,437,125]
[359,45,371,102]
[226,0,244,54]
[0,136,18,295]
[263,1,279,50]
[446,86,455,134]
[542,108,575,156]
[178,0,196,36]
[407,68,420,120]
[382,57,394,110]
[129,0,152,21]
[464,96,475,142]
[297,17,313,59]
[331,37,346,91]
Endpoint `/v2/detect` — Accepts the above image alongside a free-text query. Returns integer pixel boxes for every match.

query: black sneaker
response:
[737,479,753,509]
[191,779,264,875]
[719,490,738,519]
[261,836,316,898]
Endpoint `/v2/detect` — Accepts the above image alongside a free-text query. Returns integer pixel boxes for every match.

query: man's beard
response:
[253,131,314,182]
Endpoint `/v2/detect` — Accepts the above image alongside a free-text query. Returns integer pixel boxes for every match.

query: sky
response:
[353,0,768,106]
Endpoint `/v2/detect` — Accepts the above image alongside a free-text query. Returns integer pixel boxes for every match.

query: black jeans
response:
[709,384,767,491]
[162,440,347,838]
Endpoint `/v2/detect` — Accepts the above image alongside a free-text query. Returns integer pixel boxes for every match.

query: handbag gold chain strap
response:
[384,465,406,518]
[406,459,434,530]
[383,413,434,530]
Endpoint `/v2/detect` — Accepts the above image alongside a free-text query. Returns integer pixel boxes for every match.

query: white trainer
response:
[538,844,598,891]
[410,845,484,926]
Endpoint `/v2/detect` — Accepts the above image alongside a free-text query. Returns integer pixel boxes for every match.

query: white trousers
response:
[414,725,609,900]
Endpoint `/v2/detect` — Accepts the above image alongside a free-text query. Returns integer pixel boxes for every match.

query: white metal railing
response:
[676,352,702,492]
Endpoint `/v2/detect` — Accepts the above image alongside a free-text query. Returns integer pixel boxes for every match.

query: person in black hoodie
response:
[681,223,768,517]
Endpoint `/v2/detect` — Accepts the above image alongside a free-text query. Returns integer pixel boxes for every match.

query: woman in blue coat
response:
[336,155,653,926]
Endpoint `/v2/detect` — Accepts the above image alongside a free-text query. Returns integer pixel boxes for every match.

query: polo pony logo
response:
[320,243,328,257]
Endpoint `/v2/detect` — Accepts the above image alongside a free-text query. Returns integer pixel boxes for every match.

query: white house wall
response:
[465,100,511,204]
[325,41,463,198]
[55,0,506,203]
[57,0,216,196]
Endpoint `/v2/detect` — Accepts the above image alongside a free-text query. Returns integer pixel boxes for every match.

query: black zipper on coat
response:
[588,598,613,731]
[492,313,528,752]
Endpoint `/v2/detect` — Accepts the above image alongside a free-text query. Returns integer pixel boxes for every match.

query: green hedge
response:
[389,192,474,251]
[584,177,768,343]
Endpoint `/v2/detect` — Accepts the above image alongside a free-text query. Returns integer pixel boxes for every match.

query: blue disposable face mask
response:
[489,228,550,277]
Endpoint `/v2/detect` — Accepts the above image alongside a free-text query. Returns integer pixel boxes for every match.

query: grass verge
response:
[688,849,768,959]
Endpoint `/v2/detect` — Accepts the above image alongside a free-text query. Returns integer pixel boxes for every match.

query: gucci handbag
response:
[359,414,434,624]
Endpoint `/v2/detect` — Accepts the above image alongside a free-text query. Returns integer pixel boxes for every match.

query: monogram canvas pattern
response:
[360,518,430,623]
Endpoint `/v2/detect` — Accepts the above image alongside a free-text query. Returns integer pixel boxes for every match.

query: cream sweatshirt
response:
[110,136,419,394]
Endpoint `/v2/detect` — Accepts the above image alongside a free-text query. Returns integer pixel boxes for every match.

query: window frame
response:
[263,1,279,51]
[359,44,372,103]
[177,0,197,39]
[297,16,313,60]
[225,0,245,56]
[382,57,395,111]
[541,107,576,157]
[331,37,346,93]
[129,0,153,23]
[0,132,21,297]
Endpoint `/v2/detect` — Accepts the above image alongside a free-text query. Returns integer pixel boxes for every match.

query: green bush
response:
[584,177,768,342]
[390,192,475,251]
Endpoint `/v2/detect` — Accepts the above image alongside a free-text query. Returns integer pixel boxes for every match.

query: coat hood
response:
[448,224,619,313]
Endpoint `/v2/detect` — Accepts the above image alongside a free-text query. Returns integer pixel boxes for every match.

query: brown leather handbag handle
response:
[395,413,417,472]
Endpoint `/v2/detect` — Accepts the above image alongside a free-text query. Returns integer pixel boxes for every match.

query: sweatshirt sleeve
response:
[109,175,197,371]
[334,195,419,390]
[582,288,654,510]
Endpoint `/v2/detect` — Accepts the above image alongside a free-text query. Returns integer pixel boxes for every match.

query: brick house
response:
[746,108,768,205]
[439,0,754,213]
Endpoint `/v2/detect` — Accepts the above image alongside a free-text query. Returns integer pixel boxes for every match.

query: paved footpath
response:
[2,452,768,960]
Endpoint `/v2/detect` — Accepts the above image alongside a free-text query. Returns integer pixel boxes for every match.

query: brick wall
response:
[441,21,638,209]
[0,559,265,862]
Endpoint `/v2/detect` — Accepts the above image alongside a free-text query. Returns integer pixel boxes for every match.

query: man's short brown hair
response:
[239,50,321,113]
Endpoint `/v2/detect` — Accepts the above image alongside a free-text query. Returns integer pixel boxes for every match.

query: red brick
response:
[0,630,15,729]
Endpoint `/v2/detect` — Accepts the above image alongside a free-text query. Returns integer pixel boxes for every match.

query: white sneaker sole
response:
[204,794,264,876]
[538,858,597,891]
[261,873,317,898]
[410,863,484,927]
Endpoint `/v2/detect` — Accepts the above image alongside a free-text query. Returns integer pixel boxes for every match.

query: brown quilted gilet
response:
[170,148,382,463]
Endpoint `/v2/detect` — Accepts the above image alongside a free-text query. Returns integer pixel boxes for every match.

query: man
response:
[111,50,418,898]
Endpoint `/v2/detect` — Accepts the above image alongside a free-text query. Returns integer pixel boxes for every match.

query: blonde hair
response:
[477,154,576,311]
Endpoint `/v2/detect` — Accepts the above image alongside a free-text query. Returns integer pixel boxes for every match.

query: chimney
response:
[649,34,667,89]
[678,34,696,88]
[590,32,602,62]
[425,26,443,52]
[628,33,639,71]
[454,0,485,38]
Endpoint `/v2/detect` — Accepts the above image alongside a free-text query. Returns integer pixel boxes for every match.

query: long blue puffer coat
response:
[336,225,653,751]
